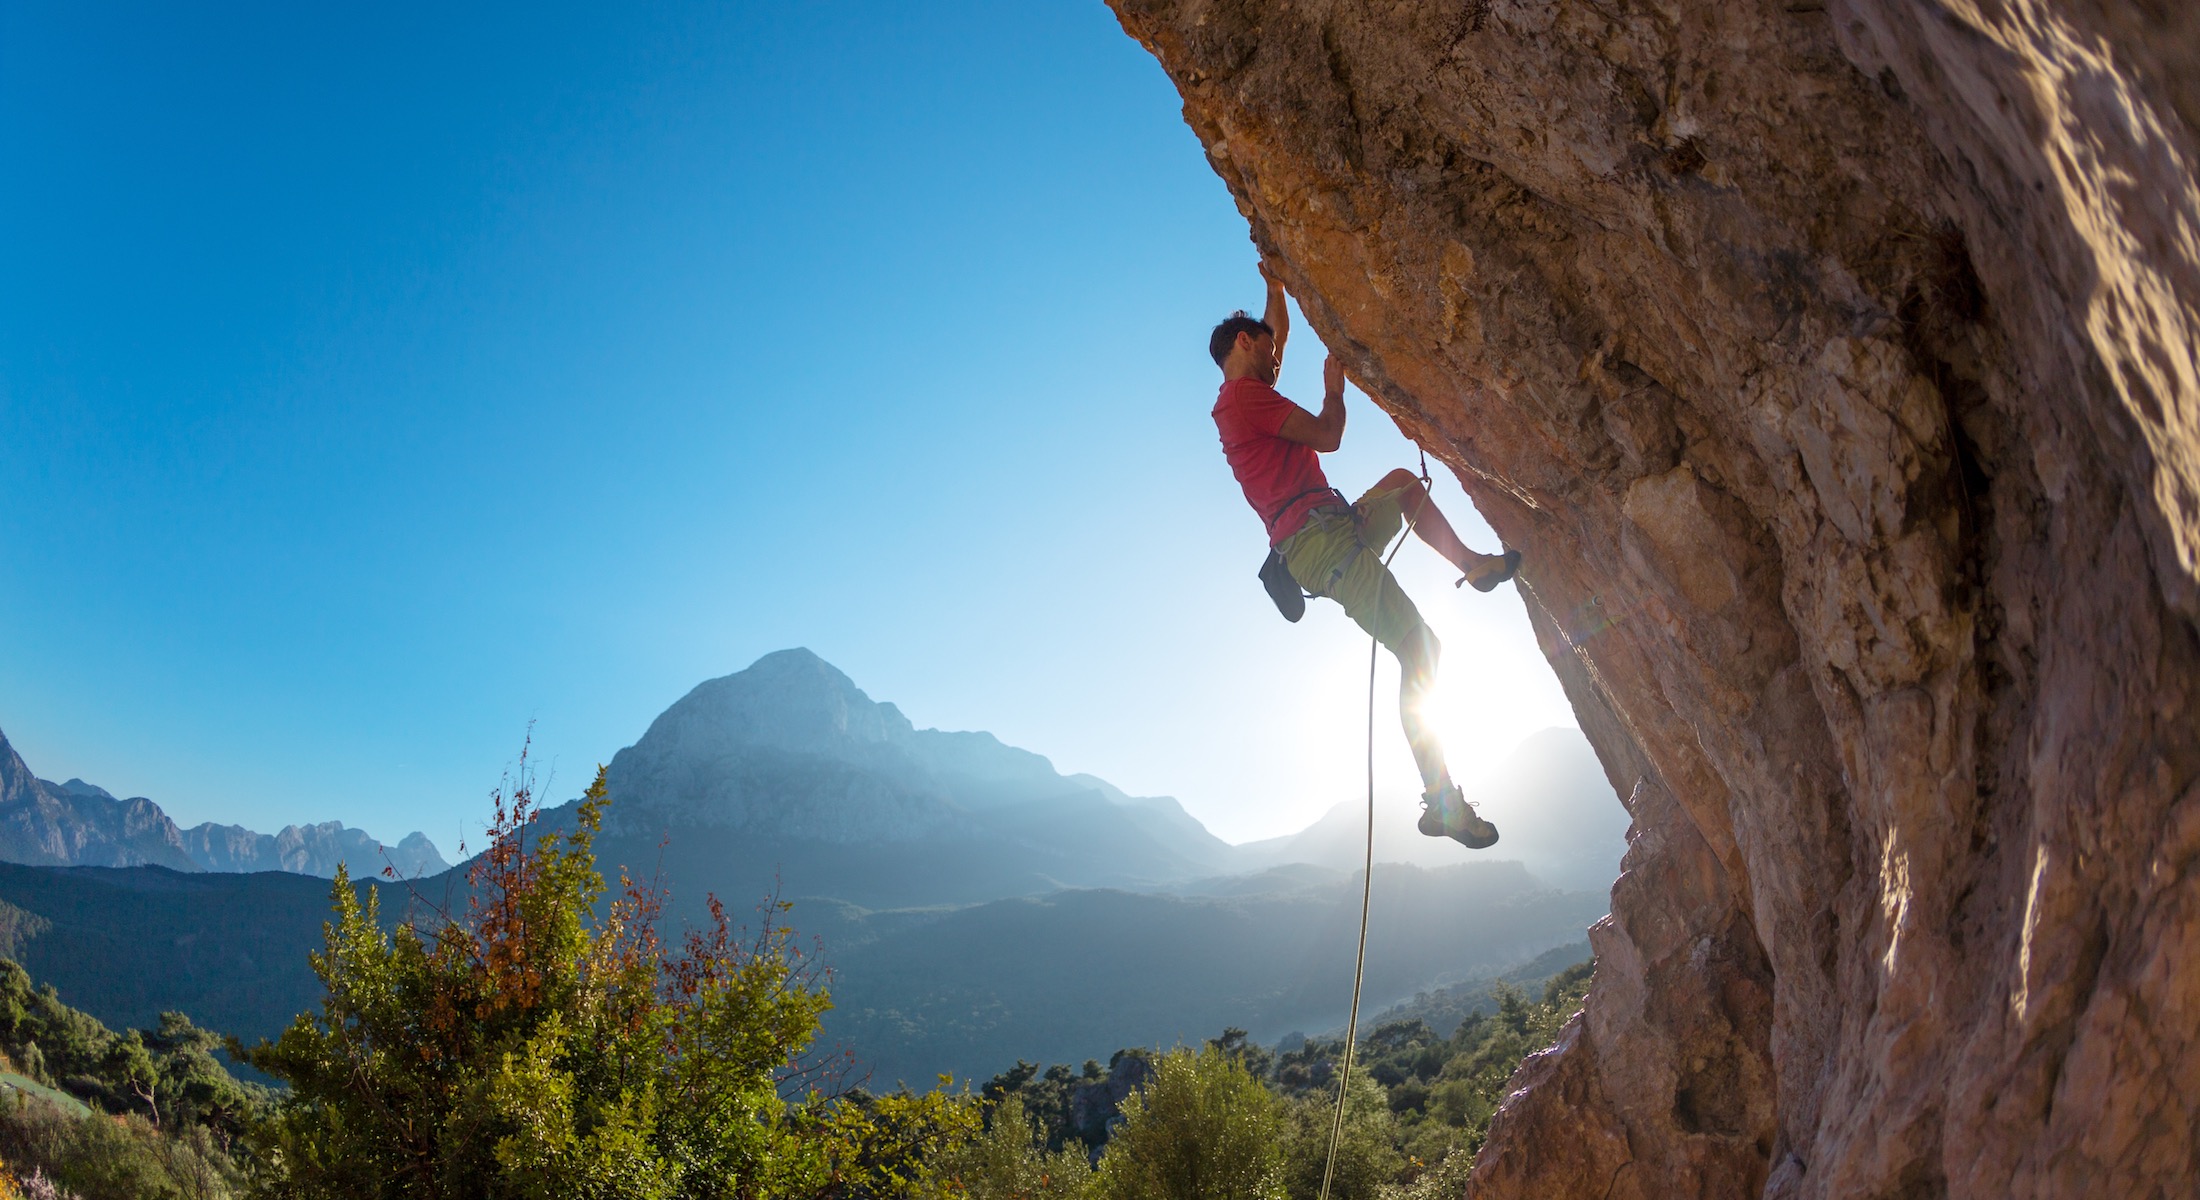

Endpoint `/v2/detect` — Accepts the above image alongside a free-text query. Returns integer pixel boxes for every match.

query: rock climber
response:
[1211,263,1521,848]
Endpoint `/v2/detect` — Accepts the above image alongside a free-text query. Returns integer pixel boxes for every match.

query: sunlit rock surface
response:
[1108,1,2200,1195]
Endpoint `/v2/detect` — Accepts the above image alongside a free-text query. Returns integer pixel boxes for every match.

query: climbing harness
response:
[1257,486,1346,622]
[1258,451,1438,622]
[1316,451,1432,1200]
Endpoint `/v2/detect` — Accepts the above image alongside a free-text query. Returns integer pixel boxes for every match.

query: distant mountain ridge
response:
[0,650,1621,895]
[0,731,446,878]
[529,649,1627,915]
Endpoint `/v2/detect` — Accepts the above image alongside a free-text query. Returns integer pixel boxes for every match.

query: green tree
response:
[241,758,842,1200]
[0,954,264,1194]
[1384,963,1594,1184]
[143,1013,262,1155]
[1280,1073,1399,1200]
[0,1094,244,1200]
[808,1085,983,1200]
[1089,1047,1280,1200]
[920,1096,1088,1200]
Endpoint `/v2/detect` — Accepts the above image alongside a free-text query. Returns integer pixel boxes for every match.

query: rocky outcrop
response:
[1107,2,2198,1196]
[0,738,195,870]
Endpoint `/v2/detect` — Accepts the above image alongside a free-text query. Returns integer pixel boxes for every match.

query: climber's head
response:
[1210,311,1278,383]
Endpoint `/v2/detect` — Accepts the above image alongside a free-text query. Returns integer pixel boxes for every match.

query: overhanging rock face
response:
[1105,1,2200,1196]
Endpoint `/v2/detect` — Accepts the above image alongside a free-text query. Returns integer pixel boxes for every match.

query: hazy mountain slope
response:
[1359,939,1595,1039]
[821,862,1608,1084]
[1065,774,1238,872]
[0,727,447,878]
[558,649,1236,912]
[0,861,417,1039]
[0,854,1604,1088]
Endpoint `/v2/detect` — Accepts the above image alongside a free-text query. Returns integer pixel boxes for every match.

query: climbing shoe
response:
[1418,782,1499,849]
[1463,549,1522,593]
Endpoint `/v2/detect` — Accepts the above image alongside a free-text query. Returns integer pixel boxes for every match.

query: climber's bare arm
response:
[1277,355,1347,452]
[1260,261,1290,364]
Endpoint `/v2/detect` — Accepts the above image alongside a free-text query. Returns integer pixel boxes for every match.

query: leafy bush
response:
[1089,1047,1281,1200]
[240,756,993,1200]
[1279,1074,1398,1200]
[0,960,262,1150]
[244,762,803,1197]
[806,1084,982,1200]
[988,961,1595,1200]
[0,1094,241,1199]
[915,1095,1086,1200]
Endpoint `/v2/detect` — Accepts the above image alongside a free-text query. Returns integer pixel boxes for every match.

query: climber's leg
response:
[1284,485,1501,848]
[1358,468,1512,583]
[1393,621,1448,795]
[1283,518,1452,791]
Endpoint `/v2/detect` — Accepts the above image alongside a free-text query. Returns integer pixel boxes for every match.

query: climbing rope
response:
[1317,454,1432,1200]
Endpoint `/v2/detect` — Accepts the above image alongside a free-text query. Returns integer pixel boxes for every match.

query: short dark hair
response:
[1209,311,1272,368]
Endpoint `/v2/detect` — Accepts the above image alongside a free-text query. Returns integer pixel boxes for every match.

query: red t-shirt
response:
[1213,377,1334,545]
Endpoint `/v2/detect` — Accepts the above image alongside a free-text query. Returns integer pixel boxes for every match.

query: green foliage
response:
[1394,963,1591,1170]
[243,763,826,1198]
[989,960,1595,1200]
[0,1092,244,1199]
[805,1084,982,1200]
[0,958,263,1147]
[918,1097,1088,1200]
[240,756,997,1200]
[1089,1047,1281,1200]
[1279,1075,1398,1200]
[0,954,267,1197]
[1369,1143,1473,1200]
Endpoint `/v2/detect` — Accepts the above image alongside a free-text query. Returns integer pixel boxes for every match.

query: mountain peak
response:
[592,653,1245,884]
[603,650,929,839]
[629,649,916,763]
[55,779,116,802]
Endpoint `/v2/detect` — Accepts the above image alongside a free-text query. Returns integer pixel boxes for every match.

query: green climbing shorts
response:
[1277,483,1429,655]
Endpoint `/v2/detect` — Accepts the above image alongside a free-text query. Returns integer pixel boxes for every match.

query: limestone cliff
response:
[1106,1,2199,1196]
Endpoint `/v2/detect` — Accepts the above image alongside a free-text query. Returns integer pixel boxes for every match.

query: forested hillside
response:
[980,961,1595,1198]
[819,865,1602,1084]
[0,862,410,1041]
[0,956,263,1198]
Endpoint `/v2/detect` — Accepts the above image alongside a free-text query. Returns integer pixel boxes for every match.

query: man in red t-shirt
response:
[1212,266,1521,848]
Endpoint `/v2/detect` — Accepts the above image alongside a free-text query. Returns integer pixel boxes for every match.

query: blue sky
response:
[0,1,1575,849]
